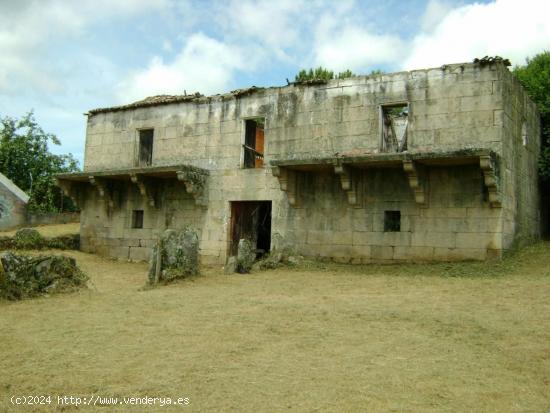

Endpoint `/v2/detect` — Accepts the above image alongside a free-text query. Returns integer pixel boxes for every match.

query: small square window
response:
[384,211,401,232]
[132,210,144,229]
[243,118,265,168]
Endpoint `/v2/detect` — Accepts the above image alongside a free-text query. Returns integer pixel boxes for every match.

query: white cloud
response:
[221,0,307,62]
[116,33,250,102]
[0,0,173,92]
[312,12,405,72]
[404,0,550,70]
[420,0,453,32]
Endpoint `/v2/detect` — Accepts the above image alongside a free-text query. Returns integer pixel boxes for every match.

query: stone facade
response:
[0,173,29,231]
[57,61,541,264]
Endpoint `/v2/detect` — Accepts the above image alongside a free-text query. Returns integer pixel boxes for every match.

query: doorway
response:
[230,201,272,258]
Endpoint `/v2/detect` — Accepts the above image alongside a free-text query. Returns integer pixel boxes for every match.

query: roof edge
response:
[0,172,30,203]
[87,59,510,116]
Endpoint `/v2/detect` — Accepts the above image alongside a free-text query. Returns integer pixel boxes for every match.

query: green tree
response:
[513,51,550,181]
[0,112,79,212]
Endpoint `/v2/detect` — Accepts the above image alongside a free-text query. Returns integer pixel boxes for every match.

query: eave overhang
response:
[270,149,501,208]
[55,164,209,208]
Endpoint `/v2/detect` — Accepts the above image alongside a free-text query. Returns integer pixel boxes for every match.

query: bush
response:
[46,234,80,250]
[13,228,46,249]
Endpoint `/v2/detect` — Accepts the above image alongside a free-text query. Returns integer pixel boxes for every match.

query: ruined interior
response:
[56,61,541,265]
[230,201,271,257]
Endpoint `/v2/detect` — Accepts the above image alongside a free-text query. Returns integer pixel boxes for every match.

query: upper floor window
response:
[380,103,408,153]
[243,118,265,168]
[138,129,154,167]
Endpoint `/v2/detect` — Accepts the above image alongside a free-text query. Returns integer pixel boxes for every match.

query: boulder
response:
[287,255,304,266]
[148,228,199,284]
[259,251,283,270]
[0,252,87,301]
[224,256,238,274]
[236,239,255,273]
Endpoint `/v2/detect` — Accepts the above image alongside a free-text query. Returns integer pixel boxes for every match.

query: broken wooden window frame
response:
[136,128,154,167]
[379,102,409,153]
[241,117,265,169]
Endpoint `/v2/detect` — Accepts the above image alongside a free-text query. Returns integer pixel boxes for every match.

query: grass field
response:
[0,241,549,412]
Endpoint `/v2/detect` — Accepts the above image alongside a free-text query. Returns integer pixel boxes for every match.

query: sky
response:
[0,0,549,167]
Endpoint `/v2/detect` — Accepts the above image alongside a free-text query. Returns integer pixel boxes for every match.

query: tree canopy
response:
[0,112,79,212]
[513,51,550,181]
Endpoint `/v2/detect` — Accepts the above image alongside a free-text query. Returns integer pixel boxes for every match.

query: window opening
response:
[132,210,144,228]
[384,210,401,232]
[381,104,408,153]
[138,129,154,166]
[243,118,265,168]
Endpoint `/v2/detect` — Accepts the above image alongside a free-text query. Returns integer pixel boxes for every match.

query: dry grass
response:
[0,223,80,238]
[1,243,549,412]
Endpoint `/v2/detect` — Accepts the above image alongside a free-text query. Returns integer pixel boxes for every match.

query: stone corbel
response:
[403,160,426,205]
[176,169,208,207]
[88,176,114,208]
[334,163,359,207]
[56,179,81,208]
[479,155,501,208]
[130,173,156,207]
[272,166,300,207]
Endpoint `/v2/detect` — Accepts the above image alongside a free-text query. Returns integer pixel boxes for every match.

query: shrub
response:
[13,228,46,249]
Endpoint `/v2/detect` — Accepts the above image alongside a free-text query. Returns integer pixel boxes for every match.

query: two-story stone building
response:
[57,60,541,265]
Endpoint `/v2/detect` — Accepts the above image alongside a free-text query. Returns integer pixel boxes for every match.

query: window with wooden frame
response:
[243,118,265,168]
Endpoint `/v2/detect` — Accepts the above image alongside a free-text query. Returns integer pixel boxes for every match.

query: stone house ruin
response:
[56,60,541,265]
[0,172,29,230]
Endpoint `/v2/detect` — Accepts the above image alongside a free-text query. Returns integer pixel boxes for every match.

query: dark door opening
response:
[230,201,272,258]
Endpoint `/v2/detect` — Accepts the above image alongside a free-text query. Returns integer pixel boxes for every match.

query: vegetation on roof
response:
[294,67,356,83]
